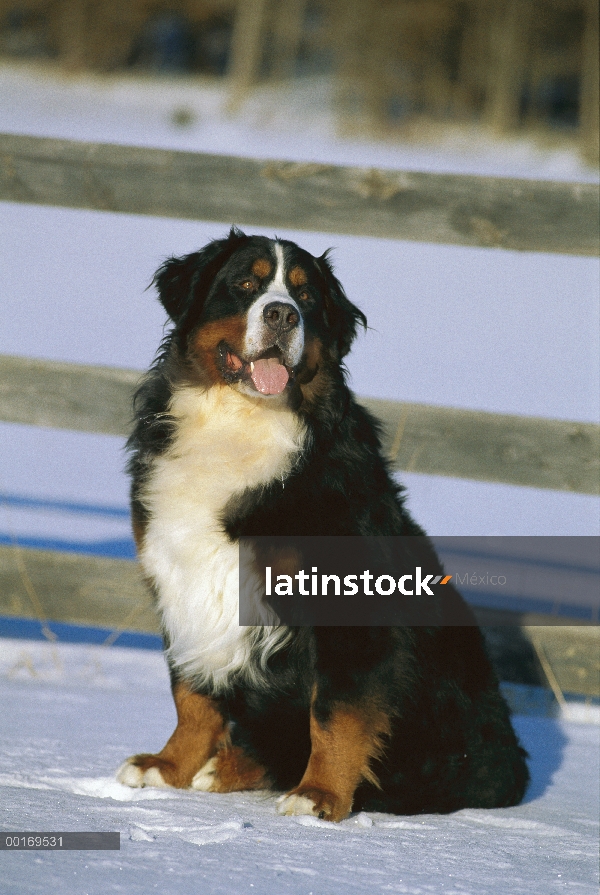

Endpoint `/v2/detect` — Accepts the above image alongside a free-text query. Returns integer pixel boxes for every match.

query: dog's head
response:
[153,228,367,400]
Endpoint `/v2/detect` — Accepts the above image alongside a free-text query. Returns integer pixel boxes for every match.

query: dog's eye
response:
[299,290,310,301]
[239,280,254,290]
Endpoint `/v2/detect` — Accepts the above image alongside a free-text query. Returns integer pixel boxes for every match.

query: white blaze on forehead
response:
[243,241,304,366]
[271,242,287,292]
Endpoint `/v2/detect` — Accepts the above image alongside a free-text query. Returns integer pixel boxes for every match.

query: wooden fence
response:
[1,133,598,256]
[0,133,598,695]
[0,354,598,495]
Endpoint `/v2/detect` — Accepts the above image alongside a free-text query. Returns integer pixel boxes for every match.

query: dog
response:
[116,228,529,820]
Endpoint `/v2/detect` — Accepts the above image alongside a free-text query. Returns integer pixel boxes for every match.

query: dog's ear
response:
[153,227,246,323]
[317,251,367,358]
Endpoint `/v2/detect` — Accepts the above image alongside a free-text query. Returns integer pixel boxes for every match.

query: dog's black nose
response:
[263,302,300,334]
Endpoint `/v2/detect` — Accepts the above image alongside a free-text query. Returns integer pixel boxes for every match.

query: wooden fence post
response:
[227,0,270,110]
[483,0,533,133]
[270,0,308,81]
[57,0,89,71]
[581,0,600,165]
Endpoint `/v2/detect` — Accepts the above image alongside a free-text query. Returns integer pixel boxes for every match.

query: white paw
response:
[190,757,218,791]
[276,793,318,817]
[116,759,168,789]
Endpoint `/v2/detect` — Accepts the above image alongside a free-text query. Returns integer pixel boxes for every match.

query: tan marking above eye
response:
[289,266,308,287]
[252,258,273,278]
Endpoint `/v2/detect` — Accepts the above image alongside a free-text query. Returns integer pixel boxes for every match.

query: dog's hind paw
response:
[116,756,170,789]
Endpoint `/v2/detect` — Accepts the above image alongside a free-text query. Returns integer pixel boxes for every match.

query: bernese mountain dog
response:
[116,228,529,820]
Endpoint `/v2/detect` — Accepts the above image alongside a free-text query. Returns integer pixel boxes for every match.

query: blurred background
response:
[0,0,597,166]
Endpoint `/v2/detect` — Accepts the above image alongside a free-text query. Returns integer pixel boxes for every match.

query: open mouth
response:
[218,343,293,395]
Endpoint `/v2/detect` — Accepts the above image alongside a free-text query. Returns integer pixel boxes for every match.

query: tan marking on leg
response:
[123,683,227,788]
[280,702,391,821]
[194,745,271,793]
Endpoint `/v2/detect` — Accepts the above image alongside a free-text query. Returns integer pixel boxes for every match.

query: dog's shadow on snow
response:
[512,714,568,802]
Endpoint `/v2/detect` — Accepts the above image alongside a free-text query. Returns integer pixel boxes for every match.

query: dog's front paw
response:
[277,787,351,822]
[191,747,269,793]
[190,757,217,791]
[116,754,173,788]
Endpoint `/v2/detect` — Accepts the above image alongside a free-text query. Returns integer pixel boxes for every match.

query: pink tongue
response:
[251,357,289,395]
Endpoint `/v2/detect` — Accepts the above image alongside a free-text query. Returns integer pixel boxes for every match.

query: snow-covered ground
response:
[0,638,598,895]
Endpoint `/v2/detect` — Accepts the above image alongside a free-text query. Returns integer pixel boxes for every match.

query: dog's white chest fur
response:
[139,386,305,691]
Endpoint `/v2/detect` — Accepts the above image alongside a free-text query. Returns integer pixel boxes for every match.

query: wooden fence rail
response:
[1,354,598,494]
[1,133,598,256]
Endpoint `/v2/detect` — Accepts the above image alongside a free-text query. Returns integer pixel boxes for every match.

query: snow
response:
[1,639,598,895]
